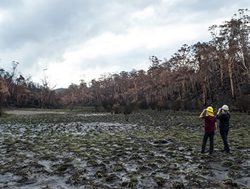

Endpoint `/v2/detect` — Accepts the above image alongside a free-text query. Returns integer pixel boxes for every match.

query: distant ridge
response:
[54,88,66,93]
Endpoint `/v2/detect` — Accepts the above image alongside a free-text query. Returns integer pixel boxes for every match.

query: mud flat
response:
[0,110,249,188]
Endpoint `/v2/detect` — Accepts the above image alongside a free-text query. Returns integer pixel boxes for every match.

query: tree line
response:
[0,9,249,115]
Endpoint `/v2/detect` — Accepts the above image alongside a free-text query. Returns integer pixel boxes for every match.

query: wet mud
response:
[0,110,249,188]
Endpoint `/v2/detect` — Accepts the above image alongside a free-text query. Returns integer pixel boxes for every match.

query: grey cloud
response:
[76,46,170,73]
[0,0,159,69]
[188,0,249,12]
[156,0,249,25]
[0,0,21,8]
[0,0,158,48]
[0,0,90,48]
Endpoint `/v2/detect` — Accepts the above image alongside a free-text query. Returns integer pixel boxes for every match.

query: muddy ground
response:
[0,109,249,189]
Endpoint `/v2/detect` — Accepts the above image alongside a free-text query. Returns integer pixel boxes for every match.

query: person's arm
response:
[216,108,222,118]
[199,109,206,118]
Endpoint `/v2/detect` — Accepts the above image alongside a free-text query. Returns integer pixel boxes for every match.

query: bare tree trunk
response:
[217,51,225,87]
[202,81,207,105]
[240,50,250,81]
[0,96,3,117]
[220,64,224,87]
[228,59,235,99]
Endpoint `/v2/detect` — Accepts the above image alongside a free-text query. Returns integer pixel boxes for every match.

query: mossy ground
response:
[0,110,249,188]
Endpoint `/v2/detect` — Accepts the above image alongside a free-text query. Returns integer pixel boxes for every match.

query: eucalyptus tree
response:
[209,9,250,99]
[0,78,9,116]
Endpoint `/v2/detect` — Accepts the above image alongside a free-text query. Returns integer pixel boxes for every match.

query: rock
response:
[223,179,238,187]
[154,175,166,187]
[105,173,119,182]
[173,181,185,189]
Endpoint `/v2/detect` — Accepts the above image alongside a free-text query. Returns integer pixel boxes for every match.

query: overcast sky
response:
[0,0,249,88]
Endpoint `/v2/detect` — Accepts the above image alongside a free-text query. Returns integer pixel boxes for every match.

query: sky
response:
[0,0,249,88]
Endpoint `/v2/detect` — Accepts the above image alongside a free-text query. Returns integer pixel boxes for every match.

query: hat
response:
[206,106,214,113]
[221,105,229,111]
[206,106,214,116]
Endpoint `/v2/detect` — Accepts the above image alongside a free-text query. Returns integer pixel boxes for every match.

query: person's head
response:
[206,106,214,116]
[221,104,229,112]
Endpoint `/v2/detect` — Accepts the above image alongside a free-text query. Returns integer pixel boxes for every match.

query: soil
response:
[0,109,249,188]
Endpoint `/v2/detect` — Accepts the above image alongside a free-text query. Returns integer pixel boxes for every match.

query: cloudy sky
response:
[0,0,249,88]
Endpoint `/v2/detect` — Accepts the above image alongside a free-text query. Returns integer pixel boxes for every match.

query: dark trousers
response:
[201,132,214,154]
[220,129,230,152]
